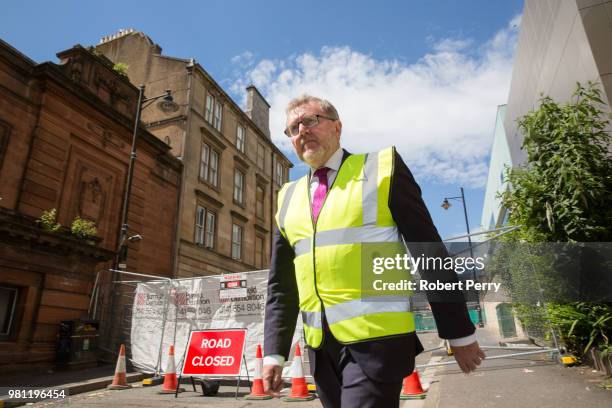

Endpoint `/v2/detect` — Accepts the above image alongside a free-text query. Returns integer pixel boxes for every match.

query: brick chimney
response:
[245,85,270,139]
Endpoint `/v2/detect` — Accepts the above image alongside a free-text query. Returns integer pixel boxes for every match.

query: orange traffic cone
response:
[159,345,185,394]
[399,371,426,400]
[282,344,315,402]
[108,344,132,390]
[245,344,272,400]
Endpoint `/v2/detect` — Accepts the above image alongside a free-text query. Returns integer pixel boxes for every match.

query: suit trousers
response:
[308,332,403,408]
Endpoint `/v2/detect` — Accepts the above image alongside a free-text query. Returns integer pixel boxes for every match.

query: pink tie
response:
[312,167,330,222]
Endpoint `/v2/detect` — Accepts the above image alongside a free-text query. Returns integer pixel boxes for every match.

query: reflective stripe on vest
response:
[301,310,322,329]
[302,295,411,330]
[362,152,378,225]
[278,181,298,233]
[294,225,401,257]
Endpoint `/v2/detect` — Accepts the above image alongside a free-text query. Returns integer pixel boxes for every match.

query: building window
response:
[213,102,223,131]
[256,184,265,220]
[195,206,205,245]
[257,143,265,170]
[205,93,223,132]
[205,211,216,249]
[255,235,264,269]
[205,94,214,123]
[200,143,219,187]
[231,224,243,260]
[233,169,245,204]
[236,125,245,153]
[275,162,284,186]
[200,144,209,181]
[209,150,219,186]
[195,206,216,248]
[0,286,18,341]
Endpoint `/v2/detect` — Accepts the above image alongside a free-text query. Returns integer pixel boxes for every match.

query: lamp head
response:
[158,90,179,113]
[441,199,451,210]
[127,234,143,242]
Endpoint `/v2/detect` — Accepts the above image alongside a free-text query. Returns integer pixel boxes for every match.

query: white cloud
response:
[230,51,254,66]
[433,38,473,53]
[231,16,520,187]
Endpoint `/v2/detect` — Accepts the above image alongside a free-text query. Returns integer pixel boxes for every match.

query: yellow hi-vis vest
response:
[276,147,415,349]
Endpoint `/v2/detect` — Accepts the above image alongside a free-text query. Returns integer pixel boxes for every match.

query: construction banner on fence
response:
[130,270,303,378]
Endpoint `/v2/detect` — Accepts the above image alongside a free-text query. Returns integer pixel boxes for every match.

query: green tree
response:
[497,82,612,357]
[501,82,611,242]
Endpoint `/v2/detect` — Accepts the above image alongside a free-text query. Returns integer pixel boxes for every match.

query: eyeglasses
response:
[284,114,337,137]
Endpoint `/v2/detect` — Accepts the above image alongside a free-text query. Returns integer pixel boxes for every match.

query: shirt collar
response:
[310,147,343,174]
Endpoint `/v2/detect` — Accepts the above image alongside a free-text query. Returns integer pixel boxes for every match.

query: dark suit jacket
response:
[264,149,475,382]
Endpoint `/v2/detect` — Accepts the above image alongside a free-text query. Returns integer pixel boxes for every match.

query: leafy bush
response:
[70,217,98,239]
[113,62,129,77]
[497,82,612,357]
[37,209,61,232]
[547,302,611,356]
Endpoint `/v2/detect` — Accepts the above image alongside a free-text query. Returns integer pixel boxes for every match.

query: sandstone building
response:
[0,39,181,372]
[96,30,292,277]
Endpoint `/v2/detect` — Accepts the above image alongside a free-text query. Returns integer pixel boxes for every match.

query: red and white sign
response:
[219,273,247,299]
[182,329,247,376]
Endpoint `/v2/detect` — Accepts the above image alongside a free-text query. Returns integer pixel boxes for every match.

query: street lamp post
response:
[107,85,176,357]
[115,85,176,269]
[442,187,484,327]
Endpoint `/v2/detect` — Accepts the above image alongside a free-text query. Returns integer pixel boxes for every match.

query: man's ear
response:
[335,120,342,139]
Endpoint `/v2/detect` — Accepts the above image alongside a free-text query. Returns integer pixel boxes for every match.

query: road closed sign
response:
[182,329,247,376]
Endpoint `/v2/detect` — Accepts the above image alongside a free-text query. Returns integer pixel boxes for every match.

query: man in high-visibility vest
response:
[263,95,485,408]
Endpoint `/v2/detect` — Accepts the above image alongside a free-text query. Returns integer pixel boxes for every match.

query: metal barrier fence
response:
[436,226,566,363]
[89,269,172,373]
[88,269,311,379]
[89,269,561,376]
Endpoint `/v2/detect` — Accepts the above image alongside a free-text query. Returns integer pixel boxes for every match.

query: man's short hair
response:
[285,94,340,120]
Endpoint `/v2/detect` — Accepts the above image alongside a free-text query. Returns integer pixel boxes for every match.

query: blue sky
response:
[1,0,524,239]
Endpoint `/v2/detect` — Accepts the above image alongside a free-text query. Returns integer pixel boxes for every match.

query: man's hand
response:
[262,364,284,396]
[451,341,486,374]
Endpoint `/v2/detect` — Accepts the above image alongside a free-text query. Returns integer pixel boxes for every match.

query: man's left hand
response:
[451,341,486,374]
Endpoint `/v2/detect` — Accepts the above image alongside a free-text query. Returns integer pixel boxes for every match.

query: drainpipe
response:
[172,59,194,277]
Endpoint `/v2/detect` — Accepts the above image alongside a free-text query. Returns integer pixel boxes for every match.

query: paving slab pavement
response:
[400,328,612,408]
[0,365,148,407]
[26,383,321,408]
[428,349,611,408]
